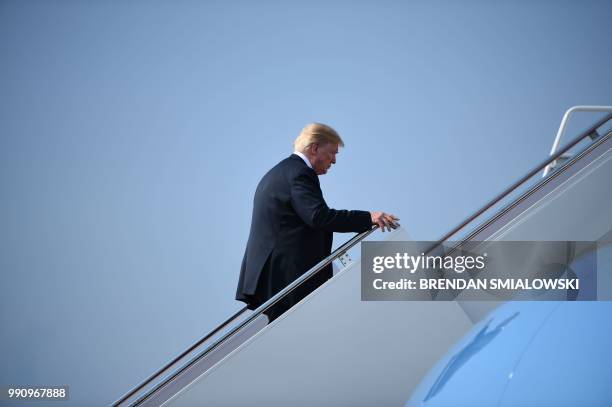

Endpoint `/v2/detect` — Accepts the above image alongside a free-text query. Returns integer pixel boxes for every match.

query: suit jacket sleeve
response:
[290,170,372,233]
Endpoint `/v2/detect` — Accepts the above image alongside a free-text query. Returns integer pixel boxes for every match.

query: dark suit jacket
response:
[235,154,372,320]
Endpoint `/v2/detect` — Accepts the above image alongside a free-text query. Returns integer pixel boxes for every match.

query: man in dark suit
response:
[236,123,399,321]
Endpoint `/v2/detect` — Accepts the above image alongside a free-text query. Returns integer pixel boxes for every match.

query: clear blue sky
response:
[1,1,611,405]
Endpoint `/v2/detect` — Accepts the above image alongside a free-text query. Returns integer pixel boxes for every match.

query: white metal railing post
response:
[543,106,612,176]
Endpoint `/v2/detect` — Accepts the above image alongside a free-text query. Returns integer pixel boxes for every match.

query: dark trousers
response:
[247,256,332,322]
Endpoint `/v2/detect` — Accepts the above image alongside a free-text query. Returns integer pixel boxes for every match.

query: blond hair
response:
[293,123,344,153]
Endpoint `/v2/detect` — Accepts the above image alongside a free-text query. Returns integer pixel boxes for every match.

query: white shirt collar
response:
[293,151,313,169]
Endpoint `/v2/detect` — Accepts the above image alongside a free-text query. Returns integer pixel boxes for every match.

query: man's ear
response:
[309,143,319,155]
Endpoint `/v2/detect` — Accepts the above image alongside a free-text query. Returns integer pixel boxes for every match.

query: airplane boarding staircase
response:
[113,107,612,407]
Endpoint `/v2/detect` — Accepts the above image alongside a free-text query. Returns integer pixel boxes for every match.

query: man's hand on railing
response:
[370,212,400,232]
